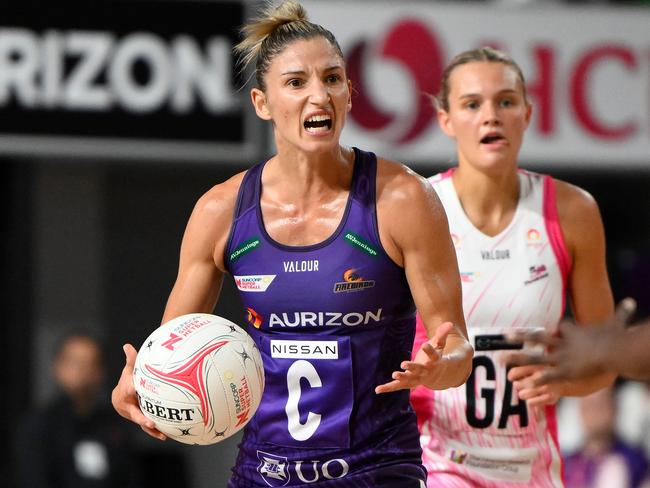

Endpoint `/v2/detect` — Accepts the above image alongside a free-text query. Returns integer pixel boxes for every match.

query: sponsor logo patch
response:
[270,340,339,359]
[460,271,479,283]
[344,231,378,257]
[246,307,263,328]
[229,237,261,263]
[524,264,549,285]
[257,450,290,487]
[450,449,469,464]
[283,260,319,273]
[256,450,350,485]
[481,249,511,260]
[526,228,544,249]
[268,309,383,328]
[234,275,276,292]
[333,268,375,293]
[527,228,541,241]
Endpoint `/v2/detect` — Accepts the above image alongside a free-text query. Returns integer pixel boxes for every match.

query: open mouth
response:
[480,134,505,144]
[304,115,332,133]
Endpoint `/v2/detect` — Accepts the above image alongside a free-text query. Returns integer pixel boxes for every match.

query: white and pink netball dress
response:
[411,169,571,488]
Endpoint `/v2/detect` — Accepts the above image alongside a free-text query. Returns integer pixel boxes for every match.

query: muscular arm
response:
[111,173,242,438]
[161,177,241,322]
[375,161,472,392]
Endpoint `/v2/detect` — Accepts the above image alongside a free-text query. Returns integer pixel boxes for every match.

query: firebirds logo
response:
[333,268,375,293]
[246,307,263,329]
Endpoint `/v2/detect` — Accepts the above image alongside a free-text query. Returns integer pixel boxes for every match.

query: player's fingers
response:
[514,387,537,401]
[119,399,166,441]
[530,368,563,387]
[140,424,167,441]
[400,360,423,372]
[375,378,407,394]
[391,370,418,386]
[525,392,557,407]
[421,343,443,362]
[123,343,138,371]
[507,364,540,382]
[124,402,153,427]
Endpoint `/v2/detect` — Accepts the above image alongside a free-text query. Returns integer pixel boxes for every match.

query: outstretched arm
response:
[111,175,241,439]
[374,162,472,394]
[504,298,650,381]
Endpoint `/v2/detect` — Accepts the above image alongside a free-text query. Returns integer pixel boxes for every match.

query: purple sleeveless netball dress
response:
[225,148,426,487]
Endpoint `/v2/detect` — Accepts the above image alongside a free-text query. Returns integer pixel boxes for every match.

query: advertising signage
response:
[303,1,650,168]
[0,1,260,161]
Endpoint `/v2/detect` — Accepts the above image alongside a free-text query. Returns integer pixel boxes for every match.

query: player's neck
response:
[265,145,354,206]
[452,165,519,235]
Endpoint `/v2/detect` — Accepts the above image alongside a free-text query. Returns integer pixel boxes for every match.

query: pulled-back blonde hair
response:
[434,47,529,112]
[234,0,344,90]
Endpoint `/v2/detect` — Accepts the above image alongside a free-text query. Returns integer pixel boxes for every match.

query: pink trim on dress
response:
[545,404,566,486]
[543,176,572,316]
[432,168,455,183]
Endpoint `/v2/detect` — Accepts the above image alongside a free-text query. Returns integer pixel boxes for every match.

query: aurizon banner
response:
[303,1,650,168]
[0,1,261,162]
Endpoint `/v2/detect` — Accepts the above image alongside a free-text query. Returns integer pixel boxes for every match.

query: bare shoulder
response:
[375,158,449,264]
[552,178,604,251]
[553,178,602,227]
[181,170,247,272]
[375,157,439,210]
[191,171,246,226]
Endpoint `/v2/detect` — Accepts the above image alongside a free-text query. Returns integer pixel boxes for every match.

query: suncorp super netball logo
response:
[346,19,445,144]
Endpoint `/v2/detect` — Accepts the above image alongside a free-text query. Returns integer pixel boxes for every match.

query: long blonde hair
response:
[234,0,344,90]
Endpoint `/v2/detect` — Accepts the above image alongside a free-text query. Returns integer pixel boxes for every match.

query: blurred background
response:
[2,0,649,487]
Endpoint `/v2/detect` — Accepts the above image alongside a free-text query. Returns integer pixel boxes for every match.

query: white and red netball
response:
[133,313,264,445]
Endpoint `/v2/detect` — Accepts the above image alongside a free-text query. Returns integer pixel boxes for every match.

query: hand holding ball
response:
[133,313,264,445]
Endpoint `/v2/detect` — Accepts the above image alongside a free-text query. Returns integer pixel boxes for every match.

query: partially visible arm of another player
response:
[598,319,650,380]
[374,161,472,393]
[508,180,616,405]
[504,299,650,382]
[111,175,242,439]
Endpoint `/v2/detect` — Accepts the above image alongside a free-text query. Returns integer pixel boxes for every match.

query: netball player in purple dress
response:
[111,1,473,486]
